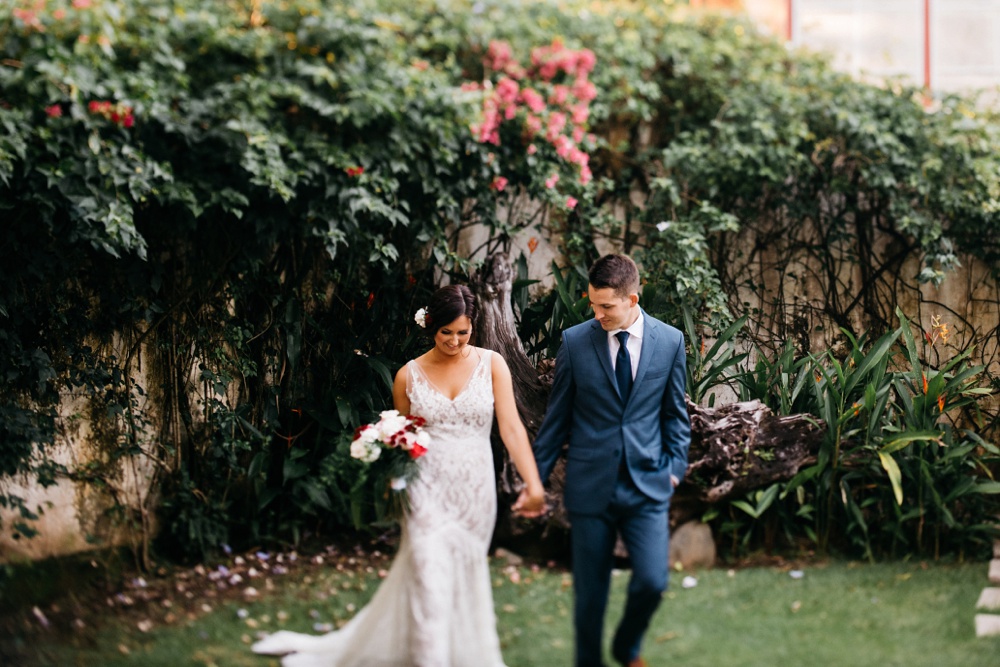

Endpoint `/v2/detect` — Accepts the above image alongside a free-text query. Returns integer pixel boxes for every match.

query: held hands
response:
[511,485,547,519]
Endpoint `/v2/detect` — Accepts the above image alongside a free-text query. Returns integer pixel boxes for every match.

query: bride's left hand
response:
[512,486,547,518]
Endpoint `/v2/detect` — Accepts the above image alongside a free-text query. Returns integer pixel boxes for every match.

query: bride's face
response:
[434,315,473,356]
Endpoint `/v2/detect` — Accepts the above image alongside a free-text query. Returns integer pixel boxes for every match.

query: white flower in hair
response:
[414,307,428,328]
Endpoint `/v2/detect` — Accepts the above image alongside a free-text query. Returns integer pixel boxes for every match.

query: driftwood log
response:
[470,254,823,546]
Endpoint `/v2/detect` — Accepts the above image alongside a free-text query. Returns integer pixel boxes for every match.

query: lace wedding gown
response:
[253,349,507,667]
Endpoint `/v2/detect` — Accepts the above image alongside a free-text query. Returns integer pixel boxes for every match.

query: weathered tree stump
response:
[470,254,824,551]
[671,399,822,525]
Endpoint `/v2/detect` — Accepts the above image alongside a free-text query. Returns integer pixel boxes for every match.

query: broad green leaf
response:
[878,451,904,506]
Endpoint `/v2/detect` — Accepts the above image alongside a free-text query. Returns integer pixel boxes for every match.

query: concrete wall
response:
[0,341,165,564]
[737,0,1000,98]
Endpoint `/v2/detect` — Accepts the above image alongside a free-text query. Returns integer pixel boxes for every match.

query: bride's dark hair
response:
[424,285,477,336]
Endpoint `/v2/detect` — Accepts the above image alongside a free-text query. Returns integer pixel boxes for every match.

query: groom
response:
[533,254,691,667]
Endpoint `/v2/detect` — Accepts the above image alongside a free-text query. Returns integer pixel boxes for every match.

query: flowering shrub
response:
[87,100,135,128]
[463,36,598,242]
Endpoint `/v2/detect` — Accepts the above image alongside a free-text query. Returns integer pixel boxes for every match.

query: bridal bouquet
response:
[349,410,429,522]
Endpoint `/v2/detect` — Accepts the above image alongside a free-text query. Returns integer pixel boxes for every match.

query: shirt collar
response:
[608,310,644,341]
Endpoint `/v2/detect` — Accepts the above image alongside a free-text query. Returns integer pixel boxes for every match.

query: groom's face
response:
[588,285,639,332]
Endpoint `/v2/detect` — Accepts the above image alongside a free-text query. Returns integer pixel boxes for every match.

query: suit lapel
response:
[631,310,659,399]
[588,320,620,399]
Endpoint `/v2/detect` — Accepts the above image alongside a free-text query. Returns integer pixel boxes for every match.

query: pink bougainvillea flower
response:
[576,49,597,75]
[537,60,559,81]
[53,9,66,20]
[45,104,62,118]
[572,78,597,102]
[13,9,39,28]
[566,197,578,210]
[568,147,589,167]
[490,176,508,192]
[519,88,545,114]
[553,134,574,158]
[525,114,543,135]
[485,40,513,72]
[527,143,538,155]
[545,173,559,189]
[550,85,570,106]
[546,112,567,141]
[73,0,93,8]
[579,165,593,185]
[495,77,519,104]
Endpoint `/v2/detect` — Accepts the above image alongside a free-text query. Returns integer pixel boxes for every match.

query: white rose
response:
[350,439,367,460]
[377,411,407,440]
[415,430,431,449]
[358,426,379,445]
[361,442,381,463]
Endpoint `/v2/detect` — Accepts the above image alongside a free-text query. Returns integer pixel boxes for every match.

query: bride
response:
[253,284,546,666]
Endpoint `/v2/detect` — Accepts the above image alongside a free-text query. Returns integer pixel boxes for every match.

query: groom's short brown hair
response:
[588,254,640,299]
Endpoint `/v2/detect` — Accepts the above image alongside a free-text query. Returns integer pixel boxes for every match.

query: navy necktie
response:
[615,331,632,401]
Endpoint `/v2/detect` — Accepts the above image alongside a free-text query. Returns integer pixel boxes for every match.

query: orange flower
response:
[345,166,364,177]
[527,236,539,254]
[926,315,952,346]
[937,395,945,411]
[366,291,375,309]
[922,373,928,394]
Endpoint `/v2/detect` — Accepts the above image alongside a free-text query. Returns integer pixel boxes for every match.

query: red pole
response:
[787,0,794,42]
[923,0,931,90]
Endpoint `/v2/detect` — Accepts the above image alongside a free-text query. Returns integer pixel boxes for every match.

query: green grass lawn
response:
[8,551,1000,667]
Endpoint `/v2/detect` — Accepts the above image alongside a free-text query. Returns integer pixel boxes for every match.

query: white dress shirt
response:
[608,311,643,380]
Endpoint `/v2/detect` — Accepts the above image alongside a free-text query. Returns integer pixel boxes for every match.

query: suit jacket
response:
[533,309,691,515]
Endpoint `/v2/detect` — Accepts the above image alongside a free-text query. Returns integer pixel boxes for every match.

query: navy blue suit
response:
[533,310,691,666]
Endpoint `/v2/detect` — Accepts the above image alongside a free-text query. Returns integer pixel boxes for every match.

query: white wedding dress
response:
[253,349,508,667]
